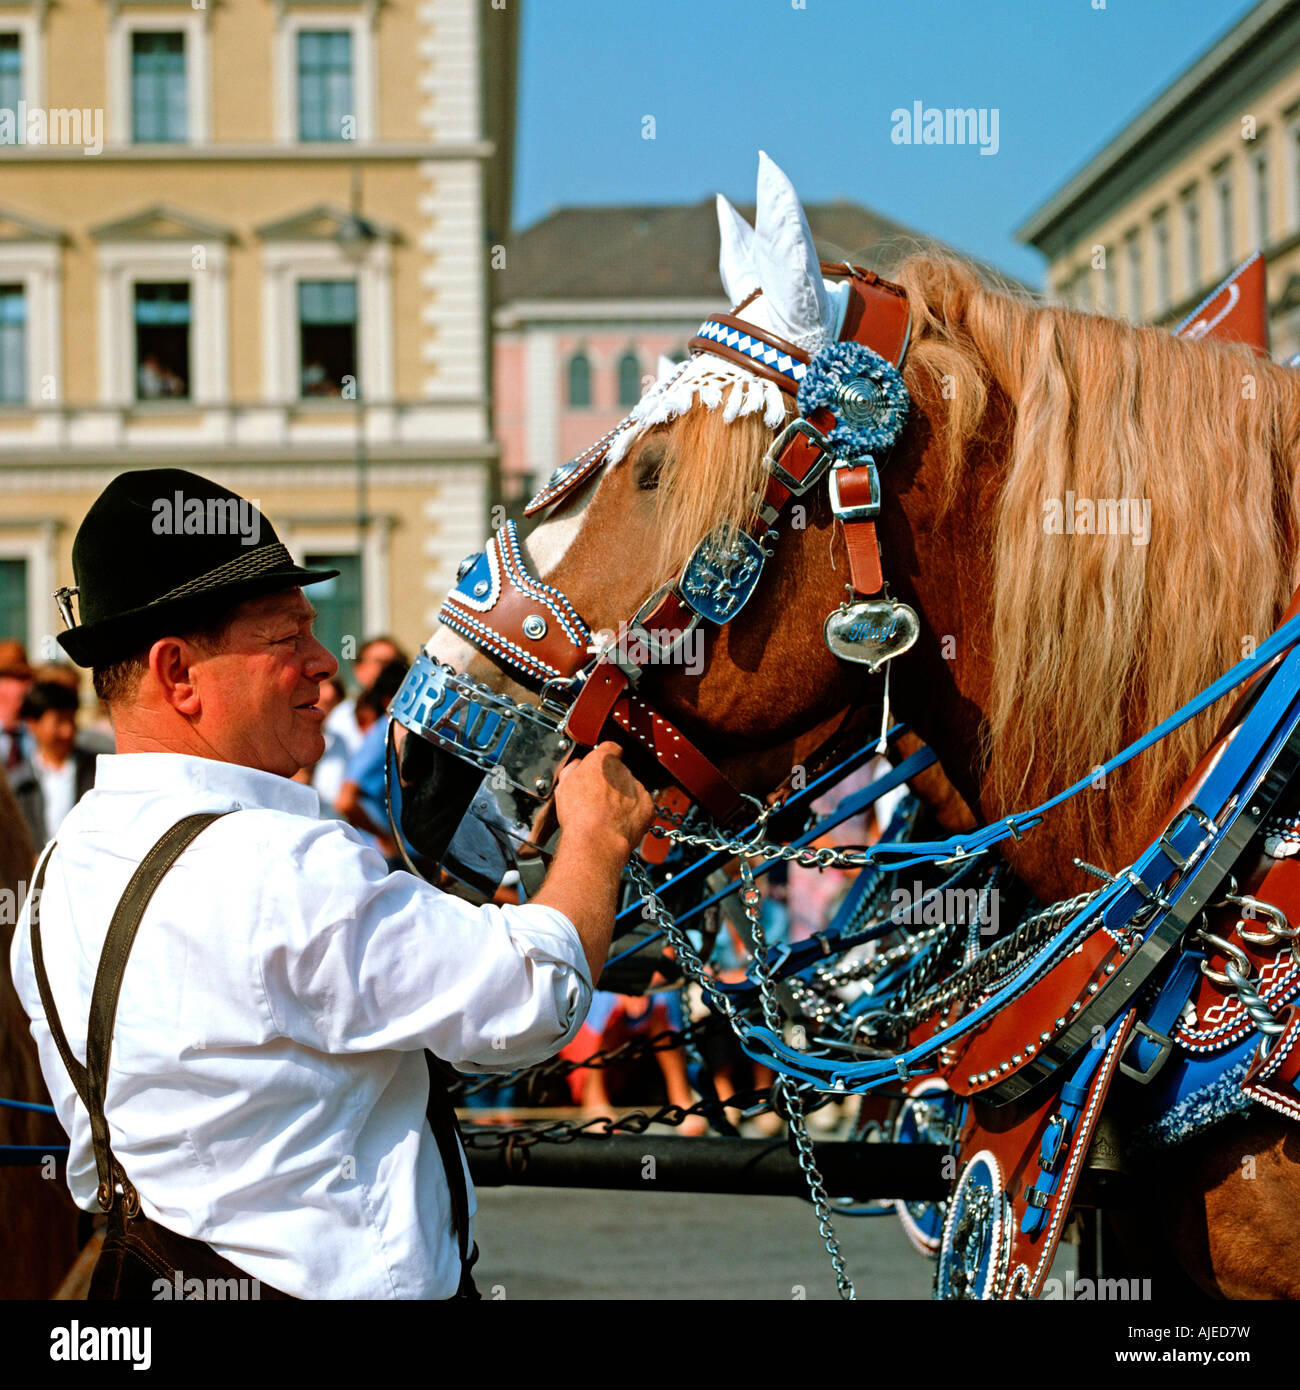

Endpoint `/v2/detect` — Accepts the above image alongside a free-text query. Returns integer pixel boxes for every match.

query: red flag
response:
[1174,251,1269,356]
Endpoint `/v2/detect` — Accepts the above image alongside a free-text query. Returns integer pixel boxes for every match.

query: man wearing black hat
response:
[10,467,654,1299]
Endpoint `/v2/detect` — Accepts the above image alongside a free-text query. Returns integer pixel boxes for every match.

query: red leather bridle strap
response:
[830,463,886,598]
[609,690,748,824]
[445,261,912,828]
[562,591,750,823]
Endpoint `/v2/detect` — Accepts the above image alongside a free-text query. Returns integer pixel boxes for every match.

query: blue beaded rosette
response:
[796,341,909,457]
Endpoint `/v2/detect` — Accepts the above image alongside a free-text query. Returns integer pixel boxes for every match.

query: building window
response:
[0,284,24,403]
[0,33,20,119]
[1253,147,1271,251]
[298,279,357,397]
[302,552,361,663]
[617,351,641,407]
[297,31,352,142]
[0,557,27,647]
[134,282,190,399]
[1214,165,1234,274]
[1152,210,1171,314]
[1063,270,1081,311]
[1292,122,1300,234]
[1181,187,1201,298]
[1123,229,1142,320]
[567,350,591,407]
[132,32,186,144]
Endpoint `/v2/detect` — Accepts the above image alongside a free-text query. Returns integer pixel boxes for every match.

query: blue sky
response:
[513,0,1262,284]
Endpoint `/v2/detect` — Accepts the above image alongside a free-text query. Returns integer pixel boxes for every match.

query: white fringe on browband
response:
[604,353,787,465]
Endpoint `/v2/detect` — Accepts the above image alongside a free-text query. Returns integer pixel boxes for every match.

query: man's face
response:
[0,674,31,726]
[188,589,339,777]
[29,708,76,763]
[353,640,399,693]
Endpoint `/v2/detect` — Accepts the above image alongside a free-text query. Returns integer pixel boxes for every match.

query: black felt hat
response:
[57,468,339,668]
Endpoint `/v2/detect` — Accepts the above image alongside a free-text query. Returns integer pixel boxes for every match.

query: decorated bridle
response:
[392,261,920,874]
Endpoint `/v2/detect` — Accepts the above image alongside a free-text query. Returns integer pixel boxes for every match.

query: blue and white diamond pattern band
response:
[695,319,807,386]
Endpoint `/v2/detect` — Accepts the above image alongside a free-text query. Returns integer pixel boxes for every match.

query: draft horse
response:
[403,154,1300,1298]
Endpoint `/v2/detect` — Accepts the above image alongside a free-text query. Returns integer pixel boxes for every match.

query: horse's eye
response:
[635,442,667,492]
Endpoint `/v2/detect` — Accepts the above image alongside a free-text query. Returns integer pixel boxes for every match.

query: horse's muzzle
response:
[392,653,574,895]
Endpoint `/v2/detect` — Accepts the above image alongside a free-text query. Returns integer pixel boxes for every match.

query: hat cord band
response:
[151,542,296,607]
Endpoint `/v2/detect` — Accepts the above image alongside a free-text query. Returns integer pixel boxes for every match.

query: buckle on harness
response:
[1117,1018,1175,1084]
[762,418,834,495]
[828,460,881,523]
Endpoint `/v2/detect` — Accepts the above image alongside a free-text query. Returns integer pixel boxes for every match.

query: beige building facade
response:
[1018,0,1300,359]
[0,0,516,670]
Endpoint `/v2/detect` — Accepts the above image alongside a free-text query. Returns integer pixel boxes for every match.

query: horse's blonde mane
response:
[895,254,1300,837]
[650,252,1300,845]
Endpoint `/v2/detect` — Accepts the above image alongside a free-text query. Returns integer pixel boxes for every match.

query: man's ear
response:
[148,636,202,717]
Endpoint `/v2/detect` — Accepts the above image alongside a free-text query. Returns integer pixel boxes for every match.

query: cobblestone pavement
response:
[471,1185,943,1300]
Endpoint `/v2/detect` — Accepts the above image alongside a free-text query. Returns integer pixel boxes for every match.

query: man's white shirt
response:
[10,752,592,1298]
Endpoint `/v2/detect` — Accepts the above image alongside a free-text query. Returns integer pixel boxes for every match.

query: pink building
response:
[493,199,962,509]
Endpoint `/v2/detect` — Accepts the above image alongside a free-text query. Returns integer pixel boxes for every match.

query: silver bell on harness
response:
[391,652,574,898]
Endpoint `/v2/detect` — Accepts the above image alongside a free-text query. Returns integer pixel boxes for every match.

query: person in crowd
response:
[33,660,115,755]
[322,634,407,767]
[0,639,34,771]
[335,656,410,860]
[687,868,789,1137]
[560,988,707,1135]
[137,354,167,400]
[296,673,348,796]
[10,680,97,845]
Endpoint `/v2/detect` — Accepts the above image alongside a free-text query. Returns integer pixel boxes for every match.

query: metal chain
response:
[627,853,857,1301]
[885,888,1102,1026]
[652,820,877,870]
[460,1083,792,1150]
[444,1013,735,1100]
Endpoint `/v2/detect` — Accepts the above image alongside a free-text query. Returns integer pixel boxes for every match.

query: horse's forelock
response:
[649,405,781,583]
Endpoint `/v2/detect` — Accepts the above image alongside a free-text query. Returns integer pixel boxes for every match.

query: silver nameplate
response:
[823,598,919,672]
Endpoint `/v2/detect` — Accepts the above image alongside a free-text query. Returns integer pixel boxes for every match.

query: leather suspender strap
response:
[28,843,90,1111]
[31,812,232,1215]
[423,1051,478,1297]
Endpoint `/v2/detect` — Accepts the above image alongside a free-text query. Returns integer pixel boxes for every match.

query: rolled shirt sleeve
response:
[255,815,593,1070]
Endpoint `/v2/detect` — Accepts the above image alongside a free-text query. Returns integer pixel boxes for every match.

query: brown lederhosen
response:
[29,811,479,1301]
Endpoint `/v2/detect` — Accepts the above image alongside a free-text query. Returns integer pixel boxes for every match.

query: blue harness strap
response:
[735,637,1300,1093]
[1020,1011,1128,1234]
[1119,948,1207,1082]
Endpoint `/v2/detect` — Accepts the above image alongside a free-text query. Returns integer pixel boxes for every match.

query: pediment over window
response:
[0,206,62,242]
[90,205,234,243]
[256,204,396,243]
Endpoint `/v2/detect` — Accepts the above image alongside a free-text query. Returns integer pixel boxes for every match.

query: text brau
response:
[152,491,261,546]
[1042,492,1151,547]
[890,102,999,156]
